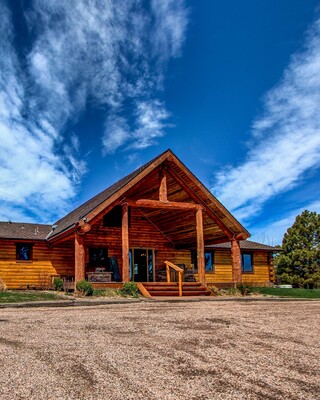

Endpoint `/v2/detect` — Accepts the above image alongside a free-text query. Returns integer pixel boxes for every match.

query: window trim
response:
[16,243,33,262]
[241,252,254,273]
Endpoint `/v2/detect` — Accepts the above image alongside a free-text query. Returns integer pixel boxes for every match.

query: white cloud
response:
[0,0,188,222]
[213,17,320,222]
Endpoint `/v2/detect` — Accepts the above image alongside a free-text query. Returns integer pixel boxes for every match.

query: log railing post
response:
[196,209,206,285]
[75,231,85,283]
[231,239,242,285]
[122,203,130,282]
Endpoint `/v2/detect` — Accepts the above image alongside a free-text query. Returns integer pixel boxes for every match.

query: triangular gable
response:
[47,149,250,243]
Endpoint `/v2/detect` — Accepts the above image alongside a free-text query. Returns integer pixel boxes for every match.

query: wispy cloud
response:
[0,0,188,222]
[250,200,320,246]
[213,16,320,222]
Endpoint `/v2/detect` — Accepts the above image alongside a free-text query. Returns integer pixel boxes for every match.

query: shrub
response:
[53,277,64,291]
[119,282,140,298]
[237,283,253,296]
[76,280,93,296]
[0,278,7,292]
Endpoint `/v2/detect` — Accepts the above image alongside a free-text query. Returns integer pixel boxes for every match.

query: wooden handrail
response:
[165,261,184,297]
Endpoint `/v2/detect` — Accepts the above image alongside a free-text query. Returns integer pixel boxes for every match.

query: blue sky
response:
[1,0,320,245]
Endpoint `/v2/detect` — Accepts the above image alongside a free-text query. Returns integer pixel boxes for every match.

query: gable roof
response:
[207,240,281,252]
[0,150,250,244]
[0,221,51,240]
[46,149,249,242]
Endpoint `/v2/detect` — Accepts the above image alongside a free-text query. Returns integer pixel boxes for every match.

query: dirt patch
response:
[0,300,319,399]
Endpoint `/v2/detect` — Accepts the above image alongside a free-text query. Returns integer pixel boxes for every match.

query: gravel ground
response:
[0,300,319,400]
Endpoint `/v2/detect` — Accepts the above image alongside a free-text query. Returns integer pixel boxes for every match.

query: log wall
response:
[0,239,74,289]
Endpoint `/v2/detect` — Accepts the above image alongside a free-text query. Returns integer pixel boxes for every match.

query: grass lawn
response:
[254,287,320,298]
[0,291,65,303]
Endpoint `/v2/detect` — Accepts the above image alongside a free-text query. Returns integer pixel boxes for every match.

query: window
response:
[16,243,33,261]
[192,251,215,272]
[242,253,253,273]
[103,206,122,227]
[89,247,109,267]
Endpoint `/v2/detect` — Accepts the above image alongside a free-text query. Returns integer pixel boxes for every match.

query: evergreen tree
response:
[276,210,320,287]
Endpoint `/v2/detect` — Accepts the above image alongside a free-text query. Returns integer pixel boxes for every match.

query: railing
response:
[165,261,184,297]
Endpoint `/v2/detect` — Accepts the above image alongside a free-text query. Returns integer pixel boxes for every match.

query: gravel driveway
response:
[0,300,319,399]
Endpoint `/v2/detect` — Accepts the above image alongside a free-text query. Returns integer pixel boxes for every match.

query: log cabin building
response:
[0,150,278,296]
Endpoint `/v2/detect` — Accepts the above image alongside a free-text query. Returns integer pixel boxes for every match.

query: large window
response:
[192,251,215,272]
[16,243,33,261]
[242,253,253,273]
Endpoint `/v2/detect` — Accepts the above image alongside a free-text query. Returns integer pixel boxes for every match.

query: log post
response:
[122,203,130,282]
[196,209,206,285]
[75,231,85,283]
[231,239,242,285]
[159,167,167,201]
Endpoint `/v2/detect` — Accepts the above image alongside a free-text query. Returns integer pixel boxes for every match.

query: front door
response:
[130,249,154,282]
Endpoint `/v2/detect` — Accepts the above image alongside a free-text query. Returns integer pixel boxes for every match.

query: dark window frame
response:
[241,252,254,273]
[16,243,33,261]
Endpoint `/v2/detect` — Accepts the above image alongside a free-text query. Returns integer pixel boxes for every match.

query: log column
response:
[231,239,242,284]
[196,209,206,285]
[122,203,130,282]
[75,231,85,282]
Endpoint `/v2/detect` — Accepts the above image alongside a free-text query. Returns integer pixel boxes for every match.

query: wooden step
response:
[137,282,212,297]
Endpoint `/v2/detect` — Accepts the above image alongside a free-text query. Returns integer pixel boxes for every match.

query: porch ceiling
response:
[126,169,231,247]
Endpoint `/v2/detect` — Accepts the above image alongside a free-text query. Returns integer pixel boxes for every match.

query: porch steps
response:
[138,282,212,298]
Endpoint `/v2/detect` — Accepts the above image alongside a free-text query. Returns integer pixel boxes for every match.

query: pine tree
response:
[276,210,320,288]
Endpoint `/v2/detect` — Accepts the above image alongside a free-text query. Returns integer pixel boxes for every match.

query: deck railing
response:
[165,261,184,297]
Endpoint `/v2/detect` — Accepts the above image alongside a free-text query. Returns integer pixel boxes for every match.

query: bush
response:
[0,278,7,292]
[237,283,253,296]
[119,282,140,298]
[76,280,93,296]
[53,277,64,291]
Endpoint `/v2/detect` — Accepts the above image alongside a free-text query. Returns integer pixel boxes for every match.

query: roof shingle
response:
[0,222,51,240]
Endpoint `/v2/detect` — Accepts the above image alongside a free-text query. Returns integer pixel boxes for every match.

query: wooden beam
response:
[75,231,85,283]
[166,167,235,239]
[196,209,206,285]
[159,168,168,202]
[231,239,242,284]
[125,199,203,211]
[166,166,251,240]
[122,203,130,282]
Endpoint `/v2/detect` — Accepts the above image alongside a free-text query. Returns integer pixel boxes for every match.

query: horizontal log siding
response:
[0,240,74,289]
[194,250,271,285]
[241,251,270,285]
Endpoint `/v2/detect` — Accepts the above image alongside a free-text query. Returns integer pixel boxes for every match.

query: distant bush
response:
[76,280,93,296]
[53,277,64,292]
[0,279,7,292]
[119,282,140,298]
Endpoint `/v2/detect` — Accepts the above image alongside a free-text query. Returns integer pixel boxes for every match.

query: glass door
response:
[129,249,154,282]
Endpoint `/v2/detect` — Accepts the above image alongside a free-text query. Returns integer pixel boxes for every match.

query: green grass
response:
[0,291,64,303]
[253,287,320,298]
